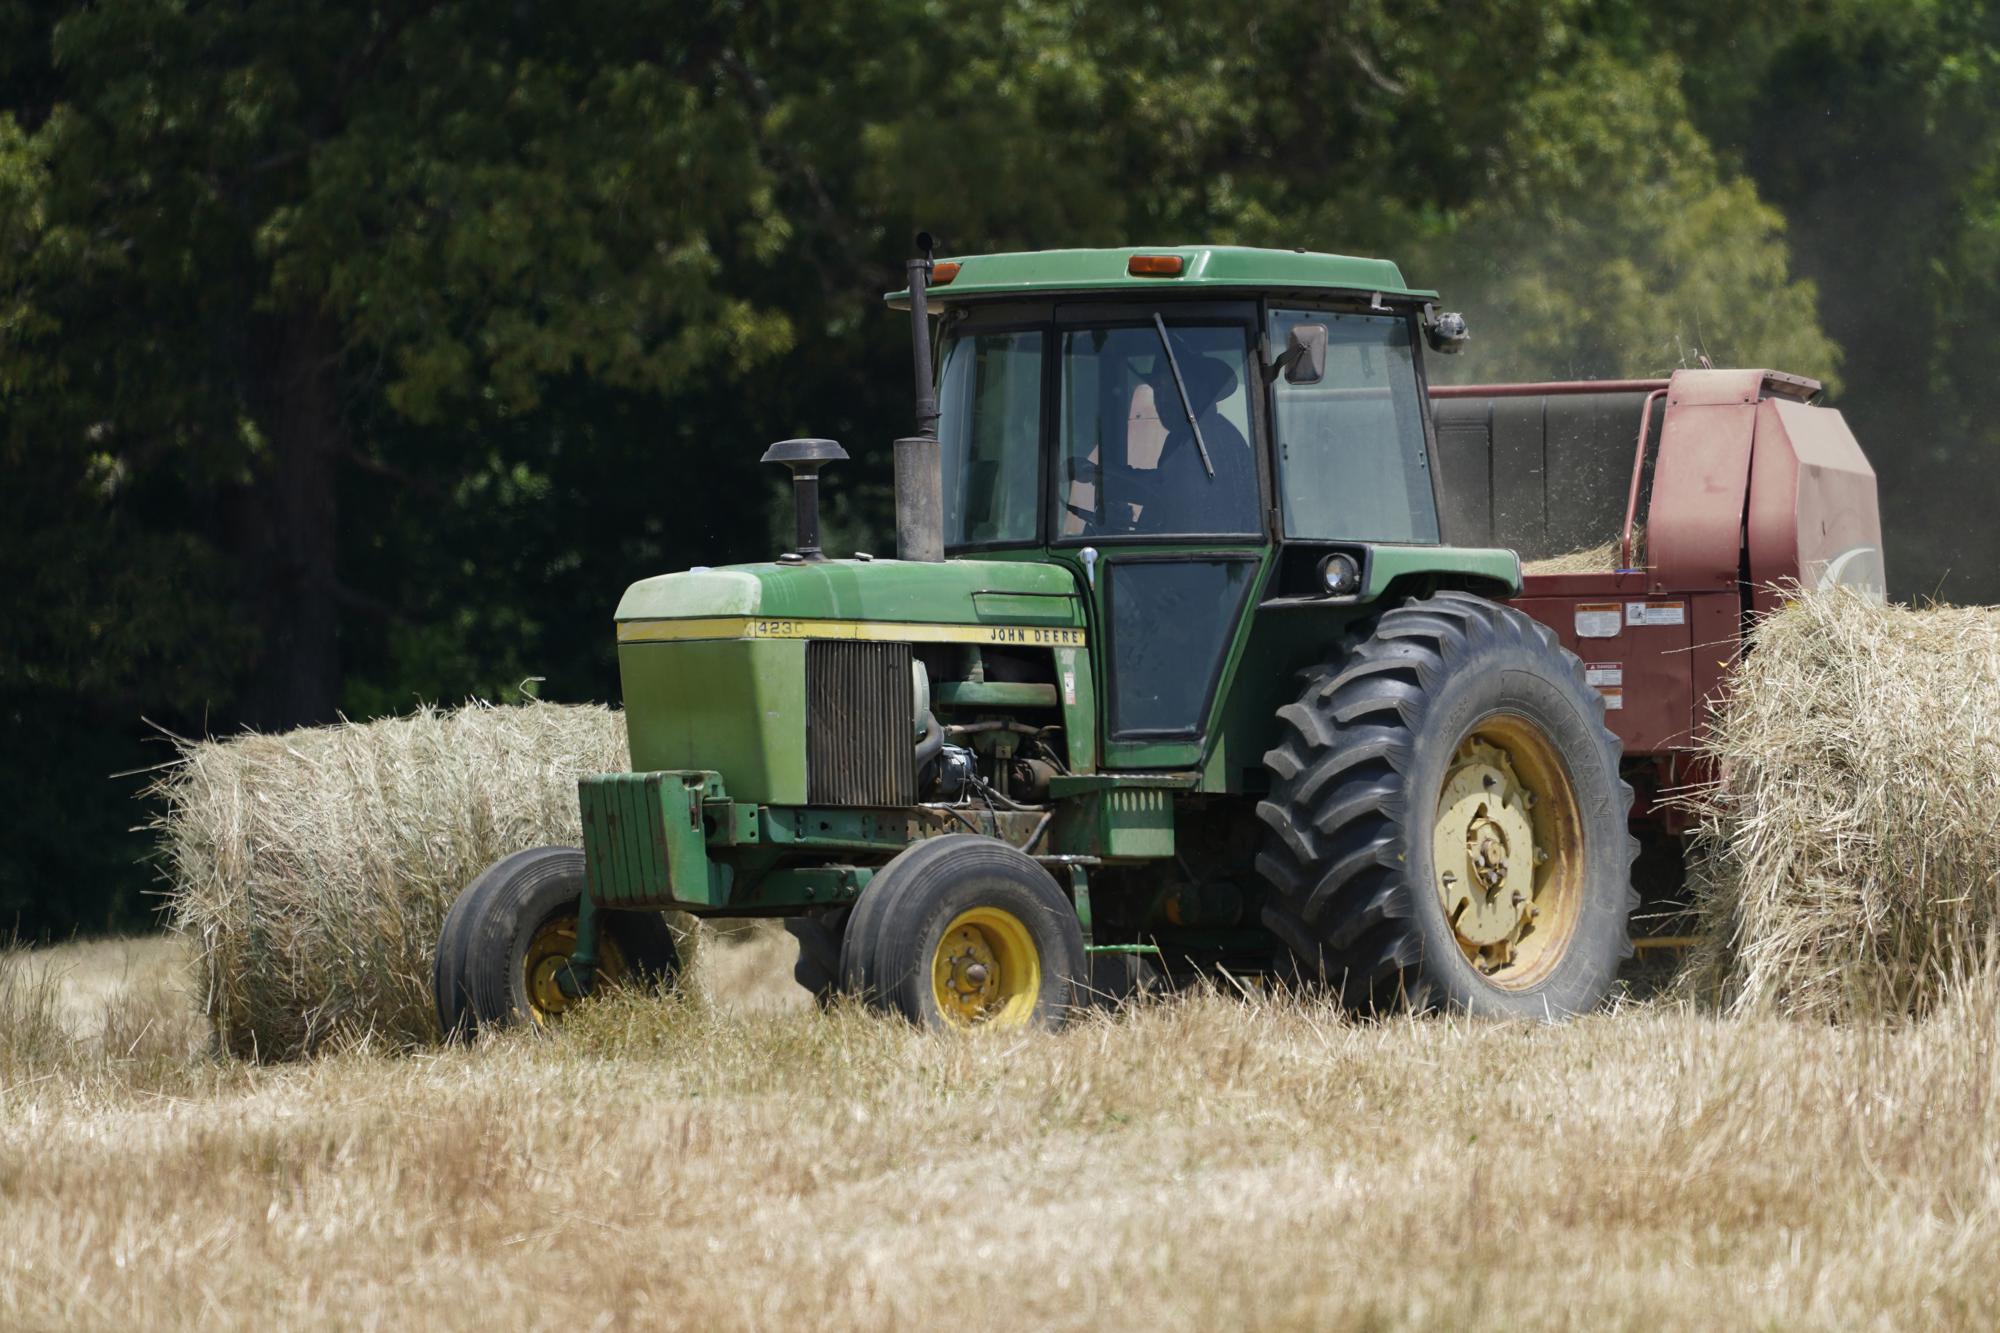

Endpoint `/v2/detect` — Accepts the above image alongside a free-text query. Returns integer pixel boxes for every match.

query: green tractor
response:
[434,241,1636,1034]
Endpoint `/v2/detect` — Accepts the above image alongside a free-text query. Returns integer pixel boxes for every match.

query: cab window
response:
[938,329,1044,546]
[1056,323,1260,538]
[1268,309,1439,543]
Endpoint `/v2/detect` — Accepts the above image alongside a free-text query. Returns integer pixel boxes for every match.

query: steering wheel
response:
[1064,456,1170,533]
[1099,461,1179,533]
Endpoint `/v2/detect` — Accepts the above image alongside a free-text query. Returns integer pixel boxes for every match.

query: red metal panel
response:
[1746,398,1885,615]
[1511,572,1697,756]
[1659,368,1766,406]
[1645,371,1760,594]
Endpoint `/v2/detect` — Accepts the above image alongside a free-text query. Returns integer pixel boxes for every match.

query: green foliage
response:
[1672,2,2000,594]
[1426,50,1840,384]
[0,0,1991,936]
[0,694,161,938]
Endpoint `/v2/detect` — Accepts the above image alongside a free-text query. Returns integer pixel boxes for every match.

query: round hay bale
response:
[1687,590,2000,1020]
[151,701,683,1058]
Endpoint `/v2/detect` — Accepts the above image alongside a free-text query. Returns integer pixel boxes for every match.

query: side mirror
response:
[1278,323,1328,385]
[1425,310,1469,354]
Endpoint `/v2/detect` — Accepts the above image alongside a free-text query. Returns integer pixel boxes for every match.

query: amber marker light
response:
[929,261,961,284]
[1127,254,1185,277]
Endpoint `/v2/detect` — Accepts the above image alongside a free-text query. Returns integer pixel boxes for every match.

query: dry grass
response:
[1520,527,1642,575]
[1687,591,2000,1019]
[0,935,217,1107]
[19,935,194,1039]
[82,594,2000,1323]
[150,702,693,1059]
[3,931,1999,1330]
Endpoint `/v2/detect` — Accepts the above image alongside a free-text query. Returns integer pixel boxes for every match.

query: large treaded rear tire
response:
[1255,591,1638,1018]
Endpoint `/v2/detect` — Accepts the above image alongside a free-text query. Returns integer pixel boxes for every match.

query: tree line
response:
[2,0,1994,935]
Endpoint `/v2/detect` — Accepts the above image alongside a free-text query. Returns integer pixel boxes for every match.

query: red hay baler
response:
[1432,368,1885,940]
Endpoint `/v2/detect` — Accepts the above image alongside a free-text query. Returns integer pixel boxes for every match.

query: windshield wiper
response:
[1151,313,1215,478]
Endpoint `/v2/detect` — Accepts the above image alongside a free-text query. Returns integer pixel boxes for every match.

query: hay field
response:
[3,930,1997,1331]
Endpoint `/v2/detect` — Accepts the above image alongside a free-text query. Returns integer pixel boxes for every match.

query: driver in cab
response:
[1067,346,1259,537]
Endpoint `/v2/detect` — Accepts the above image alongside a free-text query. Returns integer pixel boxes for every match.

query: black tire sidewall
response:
[448,846,680,1032]
[433,862,486,1037]
[1400,632,1628,1017]
[455,848,572,1026]
[844,835,1085,1030]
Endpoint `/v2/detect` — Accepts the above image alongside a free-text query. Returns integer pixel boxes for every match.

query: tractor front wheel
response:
[838,834,1085,1031]
[435,846,680,1038]
[1256,592,1637,1018]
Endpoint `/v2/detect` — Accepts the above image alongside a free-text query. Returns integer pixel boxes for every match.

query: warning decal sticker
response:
[1585,663,1623,688]
[1574,603,1622,639]
[1625,600,1686,628]
[1600,687,1625,711]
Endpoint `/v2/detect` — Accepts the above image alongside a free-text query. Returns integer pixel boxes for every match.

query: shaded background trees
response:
[2,0,1993,935]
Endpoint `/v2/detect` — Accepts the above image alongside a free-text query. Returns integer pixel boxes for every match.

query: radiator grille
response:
[807,640,916,806]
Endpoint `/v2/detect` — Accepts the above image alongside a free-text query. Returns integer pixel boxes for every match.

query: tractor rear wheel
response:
[838,834,1085,1031]
[1256,592,1637,1018]
[435,846,680,1038]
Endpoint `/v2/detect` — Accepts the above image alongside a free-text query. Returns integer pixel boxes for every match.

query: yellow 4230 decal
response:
[616,616,1087,648]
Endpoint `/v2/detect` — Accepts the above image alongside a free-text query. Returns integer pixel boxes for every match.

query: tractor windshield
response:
[938,317,1261,547]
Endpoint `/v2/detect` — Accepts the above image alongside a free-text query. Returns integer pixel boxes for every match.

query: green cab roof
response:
[885,245,1437,308]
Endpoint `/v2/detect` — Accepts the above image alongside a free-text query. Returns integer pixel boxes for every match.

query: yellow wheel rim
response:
[522,915,633,1025]
[930,907,1041,1029]
[1429,714,1586,990]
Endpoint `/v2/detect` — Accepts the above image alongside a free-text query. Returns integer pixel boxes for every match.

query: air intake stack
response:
[760,437,847,562]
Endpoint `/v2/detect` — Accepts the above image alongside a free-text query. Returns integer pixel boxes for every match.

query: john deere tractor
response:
[434,241,1637,1035]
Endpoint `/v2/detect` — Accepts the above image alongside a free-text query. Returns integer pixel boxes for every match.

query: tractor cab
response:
[908,247,1478,763]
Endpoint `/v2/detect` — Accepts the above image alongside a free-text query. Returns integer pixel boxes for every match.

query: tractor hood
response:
[612,557,1089,806]
[615,557,1087,640]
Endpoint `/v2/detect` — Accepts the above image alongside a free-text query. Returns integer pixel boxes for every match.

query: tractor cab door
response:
[1051,306,1268,768]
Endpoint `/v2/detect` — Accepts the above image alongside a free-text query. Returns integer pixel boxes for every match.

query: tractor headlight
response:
[1319,552,1362,597]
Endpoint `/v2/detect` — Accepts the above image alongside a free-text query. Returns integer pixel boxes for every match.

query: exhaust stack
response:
[894,435,943,564]
[896,234,946,562]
